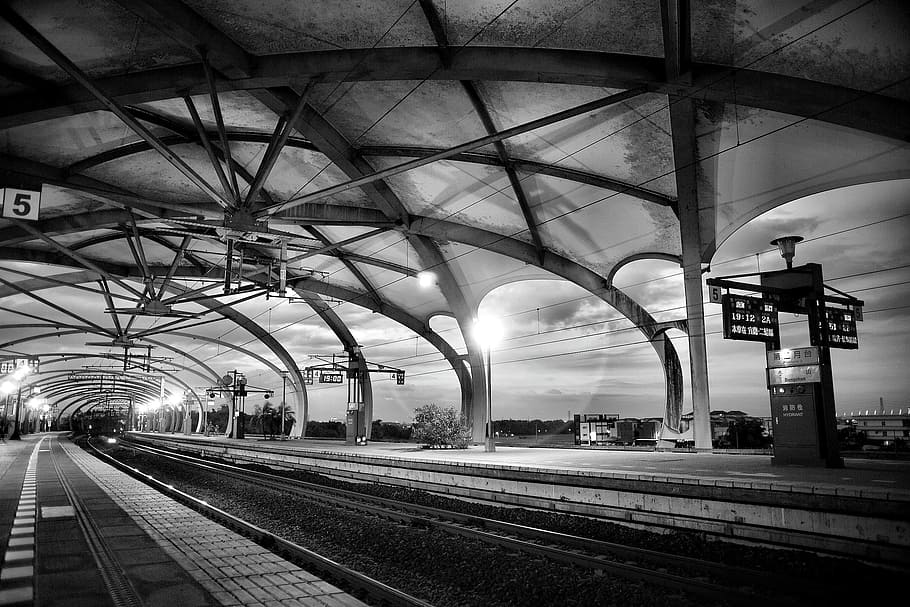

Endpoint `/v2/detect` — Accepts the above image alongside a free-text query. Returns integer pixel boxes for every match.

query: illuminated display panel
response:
[722,294,779,343]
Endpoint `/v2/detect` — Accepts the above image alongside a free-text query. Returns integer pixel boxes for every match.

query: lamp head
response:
[417,270,436,288]
[472,316,504,349]
[770,235,803,269]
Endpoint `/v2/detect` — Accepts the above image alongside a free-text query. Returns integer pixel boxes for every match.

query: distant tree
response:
[371,420,412,441]
[371,419,385,440]
[207,405,229,434]
[726,419,772,449]
[306,420,345,438]
[412,404,471,448]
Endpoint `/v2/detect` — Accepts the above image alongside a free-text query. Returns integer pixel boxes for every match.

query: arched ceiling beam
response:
[31,374,164,408]
[33,353,205,416]
[0,49,905,141]
[408,217,675,339]
[289,275,472,405]
[250,85,483,424]
[62,132,671,211]
[0,327,222,387]
[0,270,298,391]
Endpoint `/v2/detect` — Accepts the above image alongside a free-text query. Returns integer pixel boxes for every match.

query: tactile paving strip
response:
[0,440,40,607]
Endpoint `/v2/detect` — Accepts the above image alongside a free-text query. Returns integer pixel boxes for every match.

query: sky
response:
[231,178,909,424]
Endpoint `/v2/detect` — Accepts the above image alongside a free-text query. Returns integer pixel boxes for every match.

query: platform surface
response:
[143,432,910,500]
[0,434,368,607]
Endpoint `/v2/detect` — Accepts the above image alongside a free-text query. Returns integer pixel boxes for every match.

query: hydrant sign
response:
[1,187,41,221]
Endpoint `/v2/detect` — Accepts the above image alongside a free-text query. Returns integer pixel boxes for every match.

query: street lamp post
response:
[473,316,503,453]
[280,371,288,439]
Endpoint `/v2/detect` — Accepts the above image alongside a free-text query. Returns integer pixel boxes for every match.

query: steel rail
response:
[84,439,435,607]
[117,438,812,606]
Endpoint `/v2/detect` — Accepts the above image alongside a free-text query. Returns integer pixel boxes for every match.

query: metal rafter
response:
[0,4,233,210]
[0,276,113,337]
[285,228,387,265]
[157,235,193,299]
[303,226,383,309]
[8,219,145,298]
[199,48,240,203]
[98,279,125,336]
[184,96,236,202]
[461,80,546,263]
[243,84,313,208]
[253,89,645,217]
[418,0,545,263]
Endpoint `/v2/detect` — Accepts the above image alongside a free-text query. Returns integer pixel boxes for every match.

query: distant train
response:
[74,411,127,439]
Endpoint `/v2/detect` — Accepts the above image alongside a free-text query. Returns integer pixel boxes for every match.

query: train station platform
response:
[0,434,367,607]
[127,432,910,566]
[132,431,910,499]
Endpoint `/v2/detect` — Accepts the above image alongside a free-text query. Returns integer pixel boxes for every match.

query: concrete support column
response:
[682,262,712,449]
[670,97,713,450]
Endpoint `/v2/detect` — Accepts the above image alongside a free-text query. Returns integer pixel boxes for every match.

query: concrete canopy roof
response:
[0,1,907,429]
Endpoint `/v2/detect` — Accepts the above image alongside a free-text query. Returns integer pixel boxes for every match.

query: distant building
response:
[838,408,910,447]
[574,410,772,448]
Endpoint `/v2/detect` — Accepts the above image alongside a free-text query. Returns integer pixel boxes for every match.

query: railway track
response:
[94,436,846,607]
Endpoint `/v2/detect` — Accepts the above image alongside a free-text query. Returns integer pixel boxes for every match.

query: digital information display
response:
[824,307,858,349]
[320,371,343,384]
[0,357,40,374]
[722,294,778,343]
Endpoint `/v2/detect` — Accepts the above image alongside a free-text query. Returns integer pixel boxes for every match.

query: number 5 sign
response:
[2,187,42,221]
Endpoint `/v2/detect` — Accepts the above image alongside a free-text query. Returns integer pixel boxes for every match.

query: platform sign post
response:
[709,262,861,468]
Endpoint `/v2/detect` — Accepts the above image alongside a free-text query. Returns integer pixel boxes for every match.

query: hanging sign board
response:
[722,294,779,343]
[1,187,42,221]
[823,307,859,349]
[1,357,40,374]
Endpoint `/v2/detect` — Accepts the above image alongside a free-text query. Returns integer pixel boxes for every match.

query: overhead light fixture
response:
[770,235,803,269]
[417,271,436,288]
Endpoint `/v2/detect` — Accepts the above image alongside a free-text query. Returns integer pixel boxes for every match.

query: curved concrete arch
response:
[709,174,910,263]
[34,353,205,426]
[606,253,684,290]
[1,49,906,141]
[0,267,311,436]
[288,277,473,417]
[408,217,685,425]
[0,328,222,387]
[291,290,372,437]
